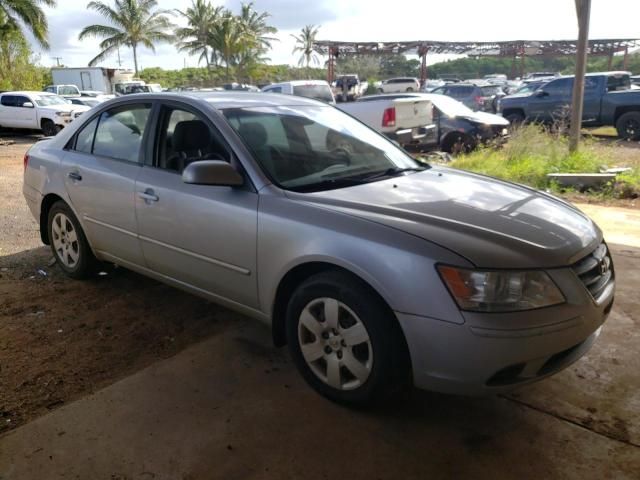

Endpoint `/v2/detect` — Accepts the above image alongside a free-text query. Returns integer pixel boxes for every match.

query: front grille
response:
[572,243,614,301]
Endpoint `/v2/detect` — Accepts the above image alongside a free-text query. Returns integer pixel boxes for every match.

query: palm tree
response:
[292,25,320,77]
[0,0,56,48]
[79,0,174,75]
[207,11,243,81]
[234,2,277,82]
[174,0,223,71]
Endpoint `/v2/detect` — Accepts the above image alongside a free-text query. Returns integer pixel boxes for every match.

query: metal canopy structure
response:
[314,38,640,83]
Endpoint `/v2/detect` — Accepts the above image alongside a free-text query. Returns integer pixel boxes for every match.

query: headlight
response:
[55,111,72,117]
[437,265,565,312]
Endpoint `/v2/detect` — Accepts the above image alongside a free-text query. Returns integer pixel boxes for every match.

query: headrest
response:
[172,120,211,151]
[238,122,268,151]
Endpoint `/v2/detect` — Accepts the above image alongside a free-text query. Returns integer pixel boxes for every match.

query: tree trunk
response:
[133,43,139,76]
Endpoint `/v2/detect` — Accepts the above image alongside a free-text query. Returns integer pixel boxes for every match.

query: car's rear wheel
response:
[47,201,98,279]
[615,112,640,141]
[41,119,58,137]
[286,271,409,406]
[406,87,414,92]
[505,112,525,125]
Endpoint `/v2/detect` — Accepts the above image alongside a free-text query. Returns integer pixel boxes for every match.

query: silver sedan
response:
[23,92,614,405]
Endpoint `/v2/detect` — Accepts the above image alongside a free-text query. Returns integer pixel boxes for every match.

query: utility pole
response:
[569,0,591,152]
[52,57,63,67]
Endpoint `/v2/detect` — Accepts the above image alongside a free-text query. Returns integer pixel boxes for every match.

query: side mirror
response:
[535,90,549,98]
[22,102,34,108]
[182,160,244,187]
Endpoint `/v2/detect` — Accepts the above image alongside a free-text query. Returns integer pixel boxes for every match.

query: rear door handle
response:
[68,171,82,181]
[138,189,159,203]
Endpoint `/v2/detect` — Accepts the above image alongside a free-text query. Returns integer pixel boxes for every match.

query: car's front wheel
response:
[286,271,409,405]
[41,119,58,137]
[47,201,98,279]
[616,111,640,141]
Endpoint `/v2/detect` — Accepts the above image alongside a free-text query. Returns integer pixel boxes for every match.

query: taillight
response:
[23,153,29,172]
[382,107,396,127]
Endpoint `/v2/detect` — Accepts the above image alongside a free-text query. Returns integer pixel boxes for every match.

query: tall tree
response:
[291,24,320,77]
[234,2,277,81]
[207,10,243,81]
[174,0,223,70]
[0,0,55,48]
[78,0,174,75]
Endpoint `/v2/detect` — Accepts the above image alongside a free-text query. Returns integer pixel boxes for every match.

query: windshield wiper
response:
[288,177,370,193]
[358,166,428,182]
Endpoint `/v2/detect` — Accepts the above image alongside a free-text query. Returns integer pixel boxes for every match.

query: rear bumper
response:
[396,272,614,395]
[385,124,436,146]
[23,183,41,221]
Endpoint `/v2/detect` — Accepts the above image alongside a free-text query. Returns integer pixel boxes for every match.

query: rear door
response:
[61,102,152,266]
[135,101,259,308]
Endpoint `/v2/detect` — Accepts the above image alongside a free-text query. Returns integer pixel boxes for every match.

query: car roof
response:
[106,91,326,109]
[1,91,55,96]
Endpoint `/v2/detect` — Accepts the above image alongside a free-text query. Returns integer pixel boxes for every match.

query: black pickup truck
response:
[498,71,640,139]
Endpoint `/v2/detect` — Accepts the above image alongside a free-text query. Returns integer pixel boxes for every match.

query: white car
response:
[379,77,421,93]
[262,80,335,104]
[0,91,90,136]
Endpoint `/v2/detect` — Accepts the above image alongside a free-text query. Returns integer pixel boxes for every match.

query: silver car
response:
[23,93,615,405]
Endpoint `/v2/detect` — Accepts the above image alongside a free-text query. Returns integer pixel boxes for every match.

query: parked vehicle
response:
[524,72,560,80]
[431,83,505,112]
[262,80,335,104]
[359,93,509,152]
[334,74,365,102]
[0,91,89,136]
[51,67,136,95]
[484,74,508,85]
[420,79,446,92]
[338,95,435,146]
[631,75,640,87]
[378,77,421,93]
[44,84,81,97]
[223,83,260,92]
[512,80,548,95]
[68,96,109,108]
[23,92,614,404]
[498,71,640,139]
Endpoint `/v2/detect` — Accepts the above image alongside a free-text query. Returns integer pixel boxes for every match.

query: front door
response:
[135,103,259,308]
[528,77,573,123]
[62,103,152,266]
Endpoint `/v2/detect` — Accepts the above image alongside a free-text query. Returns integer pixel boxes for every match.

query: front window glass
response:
[93,104,151,162]
[33,95,68,106]
[223,105,423,192]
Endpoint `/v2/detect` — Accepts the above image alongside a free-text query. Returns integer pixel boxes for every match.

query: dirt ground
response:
[0,134,639,479]
[0,136,229,434]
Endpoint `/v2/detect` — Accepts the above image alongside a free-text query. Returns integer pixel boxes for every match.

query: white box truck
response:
[49,67,137,95]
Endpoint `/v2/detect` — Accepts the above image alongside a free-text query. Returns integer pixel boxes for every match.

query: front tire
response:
[615,112,640,141]
[505,112,525,125]
[47,201,98,279]
[41,119,58,137]
[286,271,409,406]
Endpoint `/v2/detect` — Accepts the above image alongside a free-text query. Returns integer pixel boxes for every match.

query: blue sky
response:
[32,0,640,71]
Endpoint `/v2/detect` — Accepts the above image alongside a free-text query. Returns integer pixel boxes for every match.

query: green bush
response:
[449,125,639,198]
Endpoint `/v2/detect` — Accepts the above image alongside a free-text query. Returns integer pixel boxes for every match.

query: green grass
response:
[449,125,639,198]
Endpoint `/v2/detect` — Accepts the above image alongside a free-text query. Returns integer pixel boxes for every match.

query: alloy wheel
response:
[298,297,373,390]
[51,212,80,268]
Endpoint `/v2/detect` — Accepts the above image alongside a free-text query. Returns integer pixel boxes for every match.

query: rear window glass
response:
[481,86,502,95]
[293,84,334,103]
[448,86,474,96]
[93,104,151,162]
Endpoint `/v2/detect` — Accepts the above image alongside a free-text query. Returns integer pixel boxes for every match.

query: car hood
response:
[40,104,90,113]
[459,111,509,126]
[288,167,601,269]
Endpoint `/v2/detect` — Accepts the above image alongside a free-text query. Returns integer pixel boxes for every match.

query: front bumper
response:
[396,261,614,395]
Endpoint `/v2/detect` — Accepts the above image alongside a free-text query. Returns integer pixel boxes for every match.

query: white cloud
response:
[32,0,640,71]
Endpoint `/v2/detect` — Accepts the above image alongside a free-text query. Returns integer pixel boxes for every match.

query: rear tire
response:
[406,87,414,92]
[615,112,640,141]
[47,201,98,279]
[41,119,57,137]
[286,271,410,406]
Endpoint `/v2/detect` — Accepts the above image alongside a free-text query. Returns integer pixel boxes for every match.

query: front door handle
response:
[138,189,159,203]
[68,171,82,182]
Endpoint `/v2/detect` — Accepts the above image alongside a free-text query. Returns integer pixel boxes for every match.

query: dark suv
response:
[431,83,505,112]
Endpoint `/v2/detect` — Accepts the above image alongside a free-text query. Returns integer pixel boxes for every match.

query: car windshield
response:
[292,84,334,103]
[481,85,503,95]
[427,94,474,116]
[223,105,425,192]
[33,94,69,106]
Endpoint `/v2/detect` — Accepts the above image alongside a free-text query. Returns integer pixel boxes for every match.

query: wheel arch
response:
[270,261,399,348]
[39,193,66,244]
[613,106,640,125]
[501,107,525,119]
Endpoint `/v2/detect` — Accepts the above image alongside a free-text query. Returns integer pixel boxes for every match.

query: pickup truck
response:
[498,71,640,139]
[0,91,89,136]
[334,74,366,102]
[44,84,81,97]
[338,96,435,147]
